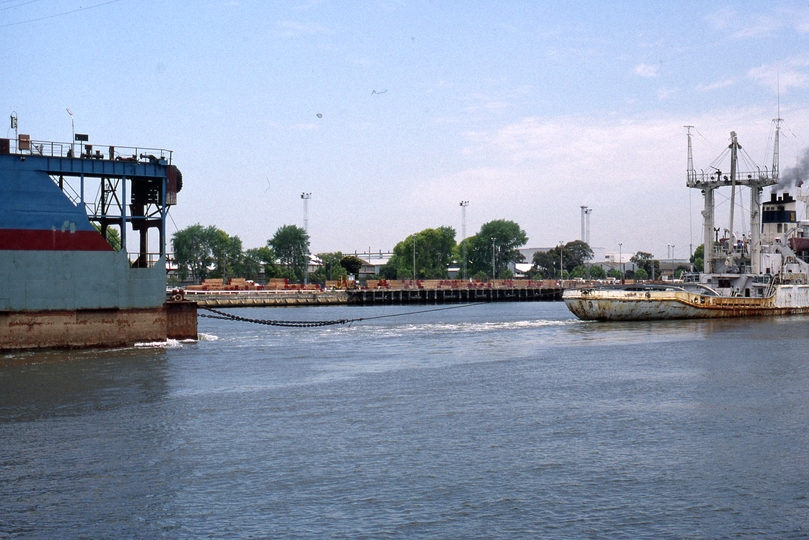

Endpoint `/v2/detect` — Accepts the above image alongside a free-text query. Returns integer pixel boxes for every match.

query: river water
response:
[2,302,809,538]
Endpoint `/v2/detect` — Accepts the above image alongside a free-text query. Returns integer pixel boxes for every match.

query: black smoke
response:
[778,148,809,190]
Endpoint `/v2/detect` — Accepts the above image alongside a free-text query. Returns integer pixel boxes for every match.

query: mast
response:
[685,125,695,184]
[685,126,716,274]
[728,132,739,245]
[749,119,779,274]
[772,116,781,181]
[688,126,778,275]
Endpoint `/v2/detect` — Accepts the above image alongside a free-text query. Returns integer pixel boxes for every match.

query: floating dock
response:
[182,279,564,307]
[348,285,560,305]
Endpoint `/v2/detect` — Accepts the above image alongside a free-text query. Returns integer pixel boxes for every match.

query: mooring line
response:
[198,303,484,328]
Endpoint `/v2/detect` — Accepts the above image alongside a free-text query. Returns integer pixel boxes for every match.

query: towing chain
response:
[198,306,362,328]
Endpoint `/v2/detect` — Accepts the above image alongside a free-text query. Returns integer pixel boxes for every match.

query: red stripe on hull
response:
[0,229,114,251]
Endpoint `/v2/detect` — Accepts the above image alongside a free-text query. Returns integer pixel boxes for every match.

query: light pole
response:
[580,206,589,242]
[460,201,469,279]
[491,238,496,280]
[300,192,311,233]
[412,234,416,282]
[300,192,311,283]
[584,207,592,245]
[667,243,672,279]
[66,108,74,156]
[559,241,564,280]
[618,243,623,282]
[661,244,674,278]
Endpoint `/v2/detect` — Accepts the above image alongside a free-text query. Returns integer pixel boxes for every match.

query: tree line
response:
[171,219,689,284]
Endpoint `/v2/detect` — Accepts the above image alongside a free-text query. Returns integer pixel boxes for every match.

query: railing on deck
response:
[686,167,774,186]
[4,137,172,164]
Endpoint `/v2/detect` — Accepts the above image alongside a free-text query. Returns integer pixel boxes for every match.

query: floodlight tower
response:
[301,192,312,284]
[460,200,469,279]
[580,206,587,242]
[580,205,593,244]
[301,192,311,233]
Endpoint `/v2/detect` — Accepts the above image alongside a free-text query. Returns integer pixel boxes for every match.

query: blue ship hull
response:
[0,136,194,349]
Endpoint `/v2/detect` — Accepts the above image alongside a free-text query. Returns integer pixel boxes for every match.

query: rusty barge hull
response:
[563,285,809,321]
[0,307,167,350]
[0,301,198,351]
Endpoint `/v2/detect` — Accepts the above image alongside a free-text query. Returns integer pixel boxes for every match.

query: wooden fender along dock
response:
[181,279,564,307]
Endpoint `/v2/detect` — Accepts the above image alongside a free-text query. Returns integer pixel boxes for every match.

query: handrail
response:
[4,137,172,164]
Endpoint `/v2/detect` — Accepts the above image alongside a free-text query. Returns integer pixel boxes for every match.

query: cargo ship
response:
[0,128,196,350]
[564,121,809,321]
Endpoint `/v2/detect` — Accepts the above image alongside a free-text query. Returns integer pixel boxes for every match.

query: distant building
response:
[594,251,635,274]
[352,250,393,277]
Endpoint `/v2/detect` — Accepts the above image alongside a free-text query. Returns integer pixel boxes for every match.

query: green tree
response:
[634,268,649,280]
[380,260,398,279]
[239,246,278,281]
[467,220,527,278]
[570,265,588,278]
[499,267,515,279]
[384,226,457,279]
[172,224,214,283]
[564,240,594,268]
[630,251,659,279]
[269,224,310,282]
[310,252,348,283]
[172,224,243,282]
[340,255,365,277]
[209,229,243,280]
[93,223,121,251]
[382,237,417,279]
[530,241,593,279]
[588,265,607,279]
[530,250,556,279]
[690,244,704,272]
[607,268,622,279]
[673,265,690,279]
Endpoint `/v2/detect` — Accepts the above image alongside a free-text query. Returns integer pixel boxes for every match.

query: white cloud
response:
[634,63,659,78]
[707,6,809,38]
[696,79,735,91]
[657,87,676,100]
[706,8,776,38]
[402,106,809,256]
[276,20,330,37]
[466,100,511,114]
[291,123,319,131]
[748,54,809,92]
[732,15,778,38]
[796,13,809,33]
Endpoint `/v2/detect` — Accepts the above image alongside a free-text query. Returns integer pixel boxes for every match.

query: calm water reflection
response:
[2,303,809,538]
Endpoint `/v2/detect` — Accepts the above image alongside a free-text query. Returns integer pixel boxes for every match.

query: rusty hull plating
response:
[563,284,809,321]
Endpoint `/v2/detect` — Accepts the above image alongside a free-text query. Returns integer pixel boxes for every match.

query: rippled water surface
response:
[2,302,809,538]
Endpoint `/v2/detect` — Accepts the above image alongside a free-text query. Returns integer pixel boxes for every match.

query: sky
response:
[4,1,809,260]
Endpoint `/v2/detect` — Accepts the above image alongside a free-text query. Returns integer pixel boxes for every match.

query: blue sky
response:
[3,1,809,260]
